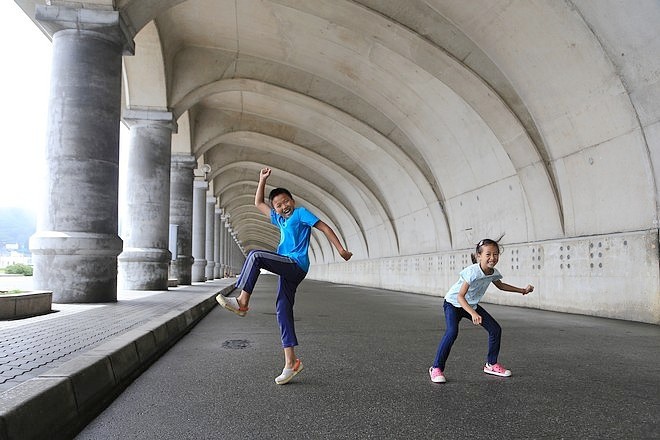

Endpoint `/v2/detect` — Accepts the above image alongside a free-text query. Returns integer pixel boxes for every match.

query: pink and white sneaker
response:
[483,362,512,377]
[429,367,446,383]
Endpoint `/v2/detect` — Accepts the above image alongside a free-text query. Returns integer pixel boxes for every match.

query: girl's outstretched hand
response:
[471,312,482,325]
[339,249,353,261]
[260,168,271,180]
[521,285,534,295]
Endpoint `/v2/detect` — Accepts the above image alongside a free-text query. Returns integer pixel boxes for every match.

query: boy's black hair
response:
[268,187,293,204]
[470,236,504,264]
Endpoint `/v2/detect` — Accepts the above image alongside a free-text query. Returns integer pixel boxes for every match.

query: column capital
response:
[36,5,135,55]
[122,109,177,132]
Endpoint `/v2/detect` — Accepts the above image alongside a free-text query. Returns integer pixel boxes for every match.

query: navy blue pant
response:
[235,250,307,348]
[433,300,502,370]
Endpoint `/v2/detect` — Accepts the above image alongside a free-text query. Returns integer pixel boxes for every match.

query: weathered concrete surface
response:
[118,110,176,291]
[0,291,51,320]
[16,1,660,321]
[168,154,197,285]
[311,230,660,324]
[29,7,126,303]
[76,276,659,439]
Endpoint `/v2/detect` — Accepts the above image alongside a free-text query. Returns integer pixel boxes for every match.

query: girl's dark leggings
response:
[433,300,502,370]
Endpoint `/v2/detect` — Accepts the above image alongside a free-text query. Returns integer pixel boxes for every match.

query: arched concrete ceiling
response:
[19,0,658,261]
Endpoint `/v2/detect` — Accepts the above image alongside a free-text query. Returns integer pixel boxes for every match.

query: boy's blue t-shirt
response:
[444,263,503,308]
[270,206,319,272]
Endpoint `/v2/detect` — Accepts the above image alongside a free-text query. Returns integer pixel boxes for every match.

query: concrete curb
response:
[0,285,234,440]
[0,291,52,320]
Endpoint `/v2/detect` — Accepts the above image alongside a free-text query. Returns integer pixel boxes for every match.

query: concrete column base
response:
[30,232,123,303]
[170,256,193,285]
[118,248,170,290]
[205,262,215,281]
[192,259,207,282]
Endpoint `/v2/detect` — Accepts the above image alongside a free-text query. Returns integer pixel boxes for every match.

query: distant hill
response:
[0,208,36,253]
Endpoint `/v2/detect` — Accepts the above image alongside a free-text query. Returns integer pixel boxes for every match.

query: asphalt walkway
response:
[0,278,237,440]
[75,275,659,440]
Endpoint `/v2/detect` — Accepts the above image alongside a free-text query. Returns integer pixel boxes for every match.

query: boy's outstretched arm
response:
[255,168,272,216]
[314,220,353,261]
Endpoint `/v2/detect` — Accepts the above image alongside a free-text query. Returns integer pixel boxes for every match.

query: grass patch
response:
[0,290,24,295]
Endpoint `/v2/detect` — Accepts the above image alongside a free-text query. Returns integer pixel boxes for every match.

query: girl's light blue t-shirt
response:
[271,206,319,272]
[444,263,503,308]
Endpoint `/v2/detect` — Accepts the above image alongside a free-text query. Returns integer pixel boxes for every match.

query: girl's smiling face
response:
[271,193,295,218]
[477,244,500,274]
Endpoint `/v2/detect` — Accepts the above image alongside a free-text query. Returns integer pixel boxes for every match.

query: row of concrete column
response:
[28,5,244,303]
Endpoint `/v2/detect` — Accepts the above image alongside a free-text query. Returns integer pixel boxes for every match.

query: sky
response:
[0,2,51,214]
[0,2,131,216]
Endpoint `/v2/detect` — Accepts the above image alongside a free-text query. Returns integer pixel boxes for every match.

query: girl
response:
[429,238,534,383]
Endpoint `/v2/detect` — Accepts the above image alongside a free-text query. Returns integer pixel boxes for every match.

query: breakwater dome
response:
[16,0,660,324]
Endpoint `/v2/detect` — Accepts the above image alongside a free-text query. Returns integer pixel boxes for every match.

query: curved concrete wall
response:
[17,0,660,323]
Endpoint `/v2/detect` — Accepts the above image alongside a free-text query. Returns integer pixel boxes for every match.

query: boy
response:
[217,167,352,384]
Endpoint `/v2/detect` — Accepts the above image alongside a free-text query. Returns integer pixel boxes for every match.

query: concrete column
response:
[169,154,196,285]
[191,181,208,282]
[213,209,222,279]
[225,223,233,276]
[117,110,176,290]
[229,228,239,276]
[29,6,133,303]
[204,196,216,280]
[222,215,230,276]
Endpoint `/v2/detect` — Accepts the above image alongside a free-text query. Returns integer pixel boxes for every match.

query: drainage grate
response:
[221,339,251,349]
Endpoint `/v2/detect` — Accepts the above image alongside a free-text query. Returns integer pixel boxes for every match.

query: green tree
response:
[5,263,33,276]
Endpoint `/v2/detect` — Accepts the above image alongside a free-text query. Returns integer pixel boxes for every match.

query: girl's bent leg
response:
[433,301,467,370]
[477,305,502,365]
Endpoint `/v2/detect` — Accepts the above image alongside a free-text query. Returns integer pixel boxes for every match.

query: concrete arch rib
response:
[202,130,394,255]
[223,0,560,244]
[351,0,563,235]
[212,160,375,258]
[126,0,560,246]
[432,1,656,236]
[118,0,188,36]
[219,192,282,251]
[176,79,450,254]
[122,20,168,110]
[214,165,368,262]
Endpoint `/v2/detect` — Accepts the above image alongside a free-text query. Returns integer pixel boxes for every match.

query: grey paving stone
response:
[0,280,236,393]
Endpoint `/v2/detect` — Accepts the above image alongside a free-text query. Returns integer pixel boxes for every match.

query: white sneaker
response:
[216,295,248,317]
[275,359,304,385]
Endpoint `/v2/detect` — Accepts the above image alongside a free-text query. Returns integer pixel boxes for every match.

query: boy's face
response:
[271,193,295,218]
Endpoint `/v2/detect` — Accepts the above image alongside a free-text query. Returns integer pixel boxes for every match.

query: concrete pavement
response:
[0,278,236,440]
[76,275,659,440]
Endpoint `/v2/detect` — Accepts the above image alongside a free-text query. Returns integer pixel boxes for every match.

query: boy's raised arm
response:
[255,168,272,216]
